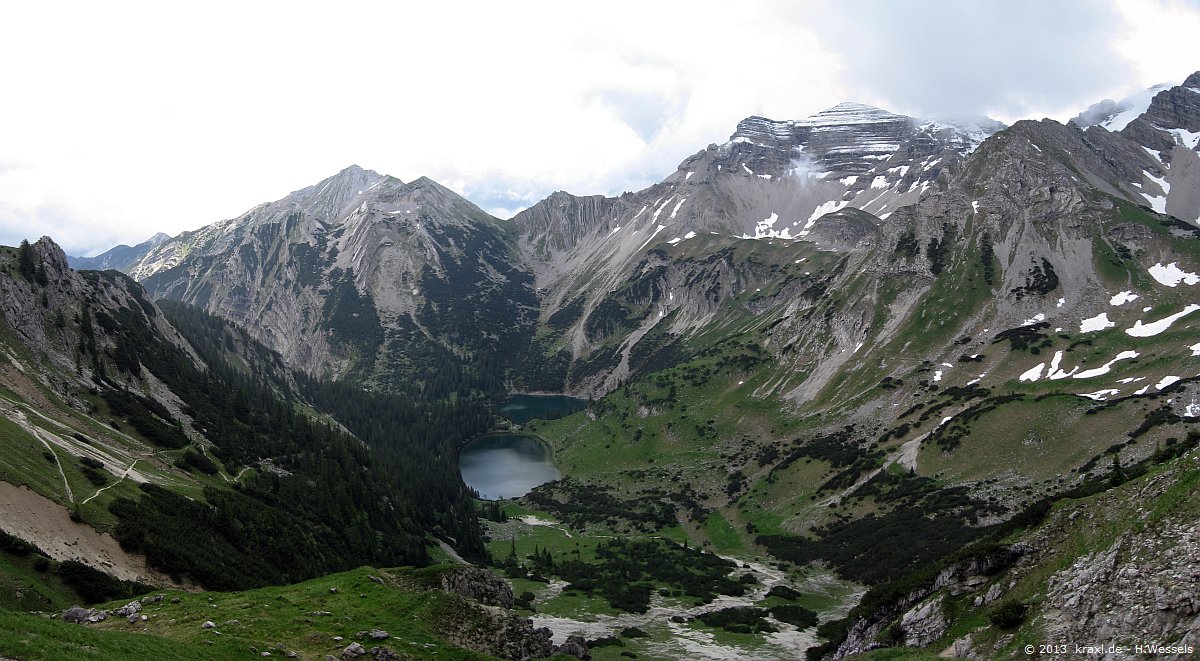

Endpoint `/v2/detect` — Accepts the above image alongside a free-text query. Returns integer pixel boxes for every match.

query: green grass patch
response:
[0,609,212,661]
[0,417,72,506]
[70,566,512,660]
[701,511,744,554]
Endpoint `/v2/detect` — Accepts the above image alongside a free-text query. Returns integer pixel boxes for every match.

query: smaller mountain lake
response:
[459,434,561,500]
[498,394,588,424]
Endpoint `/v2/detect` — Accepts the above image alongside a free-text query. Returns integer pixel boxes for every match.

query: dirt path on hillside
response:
[0,480,173,585]
[27,415,74,504]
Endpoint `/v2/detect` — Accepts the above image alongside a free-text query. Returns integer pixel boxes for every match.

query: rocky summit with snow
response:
[4,71,1200,661]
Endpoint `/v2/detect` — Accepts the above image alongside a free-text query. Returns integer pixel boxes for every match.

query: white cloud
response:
[0,0,1195,255]
[1112,0,1200,86]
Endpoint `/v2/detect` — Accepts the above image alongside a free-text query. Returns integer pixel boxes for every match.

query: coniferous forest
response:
[96,296,493,591]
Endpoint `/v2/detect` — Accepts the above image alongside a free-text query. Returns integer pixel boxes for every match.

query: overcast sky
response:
[2,0,1198,256]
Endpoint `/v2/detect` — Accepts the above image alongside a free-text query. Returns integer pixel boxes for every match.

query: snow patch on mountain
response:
[1019,363,1045,382]
[1171,128,1200,150]
[1080,312,1115,332]
[639,224,667,250]
[670,198,687,219]
[1141,192,1167,214]
[744,213,795,240]
[1144,170,1171,195]
[1078,389,1120,401]
[1148,263,1199,287]
[1046,351,1075,380]
[1126,304,1200,337]
[800,200,848,232]
[1074,351,1140,379]
[668,231,697,246]
[1110,291,1138,306]
[1156,375,1181,390]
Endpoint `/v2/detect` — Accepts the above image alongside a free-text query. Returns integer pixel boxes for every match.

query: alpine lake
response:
[458,394,587,500]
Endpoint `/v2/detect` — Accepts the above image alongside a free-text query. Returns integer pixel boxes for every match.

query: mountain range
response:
[4,71,1196,659]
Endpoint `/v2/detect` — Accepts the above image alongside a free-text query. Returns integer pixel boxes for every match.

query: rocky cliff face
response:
[1105,75,1200,224]
[1036,459,1200,657]
[1,237,201,394]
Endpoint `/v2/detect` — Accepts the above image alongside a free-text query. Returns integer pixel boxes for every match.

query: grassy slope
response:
[0,566,527,661]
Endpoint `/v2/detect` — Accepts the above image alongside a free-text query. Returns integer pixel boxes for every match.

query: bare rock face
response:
[437,566,515,609]
[835,549,1018,659]
[0,236,202,399]
[1041,521,1200,650]
[731,103,993,180]
[900,595,947,648]
[438,612,554,661]
[552,635,591,659]
[803,208,882,252]
[951,634,975,659]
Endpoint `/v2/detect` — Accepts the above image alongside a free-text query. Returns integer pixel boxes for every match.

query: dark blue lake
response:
[498,394,588,424]
[458,434,561,500]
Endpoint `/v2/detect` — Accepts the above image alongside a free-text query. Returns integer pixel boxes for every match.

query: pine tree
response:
[17,240,35,282]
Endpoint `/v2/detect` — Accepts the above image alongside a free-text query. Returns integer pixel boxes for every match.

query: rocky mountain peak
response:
[730,103,910,148]
[32,235,64,256]
[723,100,996,186]
[285,165,387,214]
[1135,80,1200,132]
[730,115,797,149]
[1083,72,1200,223]
[403,176,466,202]
[359,176,495,229]
[32,236,69,276]
[793,101,907,127]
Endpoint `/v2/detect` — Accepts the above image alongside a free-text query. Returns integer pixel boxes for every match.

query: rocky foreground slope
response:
[827,440,1200,660]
